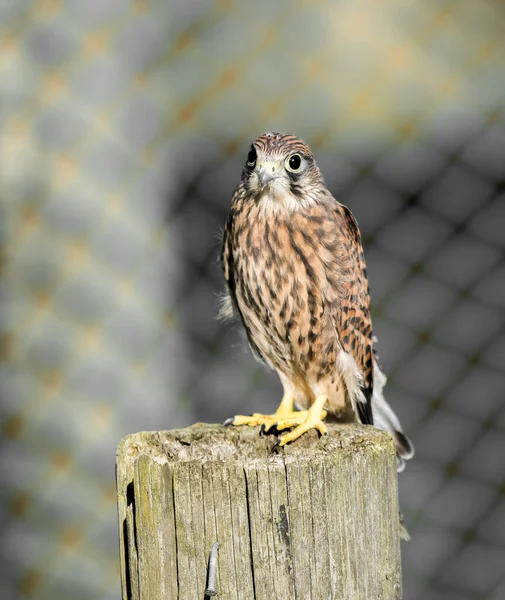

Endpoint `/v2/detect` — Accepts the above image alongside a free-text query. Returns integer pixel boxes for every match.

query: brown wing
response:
[336,203,374,425]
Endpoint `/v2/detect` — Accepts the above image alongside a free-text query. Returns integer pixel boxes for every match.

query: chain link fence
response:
[1,1,504,599]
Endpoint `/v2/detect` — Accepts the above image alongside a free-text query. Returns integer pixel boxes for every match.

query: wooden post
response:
[116,423,402,600]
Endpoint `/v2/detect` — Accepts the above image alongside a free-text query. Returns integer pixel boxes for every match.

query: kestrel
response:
[221,133,414,475]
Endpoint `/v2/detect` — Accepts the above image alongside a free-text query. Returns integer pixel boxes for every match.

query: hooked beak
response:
[257,164,281,188]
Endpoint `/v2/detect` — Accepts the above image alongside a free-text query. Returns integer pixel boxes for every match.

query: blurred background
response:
[1,1,504,599]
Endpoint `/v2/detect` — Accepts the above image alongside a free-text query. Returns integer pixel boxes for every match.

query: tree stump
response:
[116,423,402,600]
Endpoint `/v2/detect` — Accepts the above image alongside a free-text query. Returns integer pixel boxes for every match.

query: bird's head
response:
[241,132,325,210]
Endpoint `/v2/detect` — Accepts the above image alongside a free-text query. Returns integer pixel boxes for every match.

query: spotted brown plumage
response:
[221,133,413,476]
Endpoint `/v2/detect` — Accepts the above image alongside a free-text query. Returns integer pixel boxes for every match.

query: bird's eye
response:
[247,147,257,167]
[286,153,302,172]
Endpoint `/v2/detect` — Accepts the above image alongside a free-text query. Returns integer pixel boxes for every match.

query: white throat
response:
[255,180,307,217]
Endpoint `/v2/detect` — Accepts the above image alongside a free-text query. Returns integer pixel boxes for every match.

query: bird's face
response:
[241,133,325,211]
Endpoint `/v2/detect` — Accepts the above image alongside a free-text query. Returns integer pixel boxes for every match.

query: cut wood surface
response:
[117,423,402,600]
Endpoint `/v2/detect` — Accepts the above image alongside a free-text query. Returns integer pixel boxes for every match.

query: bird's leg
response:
[224,393,305,429]
[274,394,328,446]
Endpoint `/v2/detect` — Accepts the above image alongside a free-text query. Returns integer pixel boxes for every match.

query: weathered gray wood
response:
[117,423,402,600]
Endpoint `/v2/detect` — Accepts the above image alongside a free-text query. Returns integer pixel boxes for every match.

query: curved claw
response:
[223,416,236,426]
[261,423,281,436]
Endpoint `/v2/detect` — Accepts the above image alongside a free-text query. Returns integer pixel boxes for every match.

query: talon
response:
[271,440,281,451]
[223,416,235,426]
[262,422,273,433]
[260,423,279,436]
[264,422,280,435]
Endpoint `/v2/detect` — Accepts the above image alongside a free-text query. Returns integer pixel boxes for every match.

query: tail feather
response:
[372,361,415,472]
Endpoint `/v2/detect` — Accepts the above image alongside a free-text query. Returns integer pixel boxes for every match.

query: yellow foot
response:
[223,409,307,431]
[224,394,302,432]
[275,395,328,447]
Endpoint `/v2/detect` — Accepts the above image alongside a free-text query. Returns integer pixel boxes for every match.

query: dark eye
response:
[286,153,302,172]
[247,147,257,167]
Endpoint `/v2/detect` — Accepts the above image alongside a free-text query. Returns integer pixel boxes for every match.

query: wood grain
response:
[117,423,402,600]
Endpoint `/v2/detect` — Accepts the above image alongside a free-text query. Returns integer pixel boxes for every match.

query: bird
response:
[220,132,414,475]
